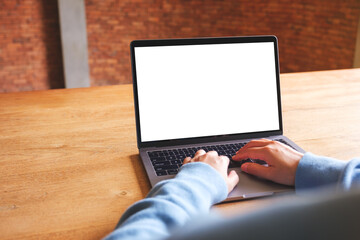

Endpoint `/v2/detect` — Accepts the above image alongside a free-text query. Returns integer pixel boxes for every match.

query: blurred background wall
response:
[1,0,359,92]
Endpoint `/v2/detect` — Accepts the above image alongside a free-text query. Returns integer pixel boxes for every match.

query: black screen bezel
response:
[130,36,283,149]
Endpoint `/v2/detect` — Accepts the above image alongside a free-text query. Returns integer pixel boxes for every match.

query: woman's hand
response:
[232,139,304,186]
[183,150,239,193]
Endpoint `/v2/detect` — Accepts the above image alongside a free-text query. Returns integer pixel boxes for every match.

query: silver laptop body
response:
[130,36,305,202]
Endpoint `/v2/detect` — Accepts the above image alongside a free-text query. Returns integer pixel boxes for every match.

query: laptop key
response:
[150,156,166,161]
[154,165,178,171]
[148,152,158,158]
[156,171,167,176]
[167,169,178,175]
[166,155,176,161]
[151,160,167,165]
[153,161,171,167]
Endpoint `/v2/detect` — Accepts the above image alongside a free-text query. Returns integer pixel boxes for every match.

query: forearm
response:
[104,162,227,240]
[295,152,360,191]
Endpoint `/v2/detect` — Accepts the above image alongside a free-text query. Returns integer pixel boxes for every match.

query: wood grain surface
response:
[1,69,360,239]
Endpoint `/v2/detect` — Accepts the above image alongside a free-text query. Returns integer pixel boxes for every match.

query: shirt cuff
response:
[295,152,347,191]
[177,162,228,204]
[148,162,228,211]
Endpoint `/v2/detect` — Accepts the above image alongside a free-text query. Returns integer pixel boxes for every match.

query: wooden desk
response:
[1,69,360,239]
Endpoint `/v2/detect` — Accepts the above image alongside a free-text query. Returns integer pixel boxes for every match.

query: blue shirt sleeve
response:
[295,152,360,191]
[103,162,227,240]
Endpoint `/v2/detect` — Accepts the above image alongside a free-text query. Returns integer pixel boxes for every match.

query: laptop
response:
[130,36,305,202]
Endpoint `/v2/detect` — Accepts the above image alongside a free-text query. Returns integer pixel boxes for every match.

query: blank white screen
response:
[135,42,280,142]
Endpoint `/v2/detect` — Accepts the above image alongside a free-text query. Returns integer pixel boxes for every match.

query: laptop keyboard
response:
[148,139,293,176]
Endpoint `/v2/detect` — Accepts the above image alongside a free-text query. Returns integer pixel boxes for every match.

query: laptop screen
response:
[133,39,280,143]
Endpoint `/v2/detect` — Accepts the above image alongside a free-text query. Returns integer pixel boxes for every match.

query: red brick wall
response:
[1,0,359,92]
[86,0,360,85]
[0,0,64,93]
